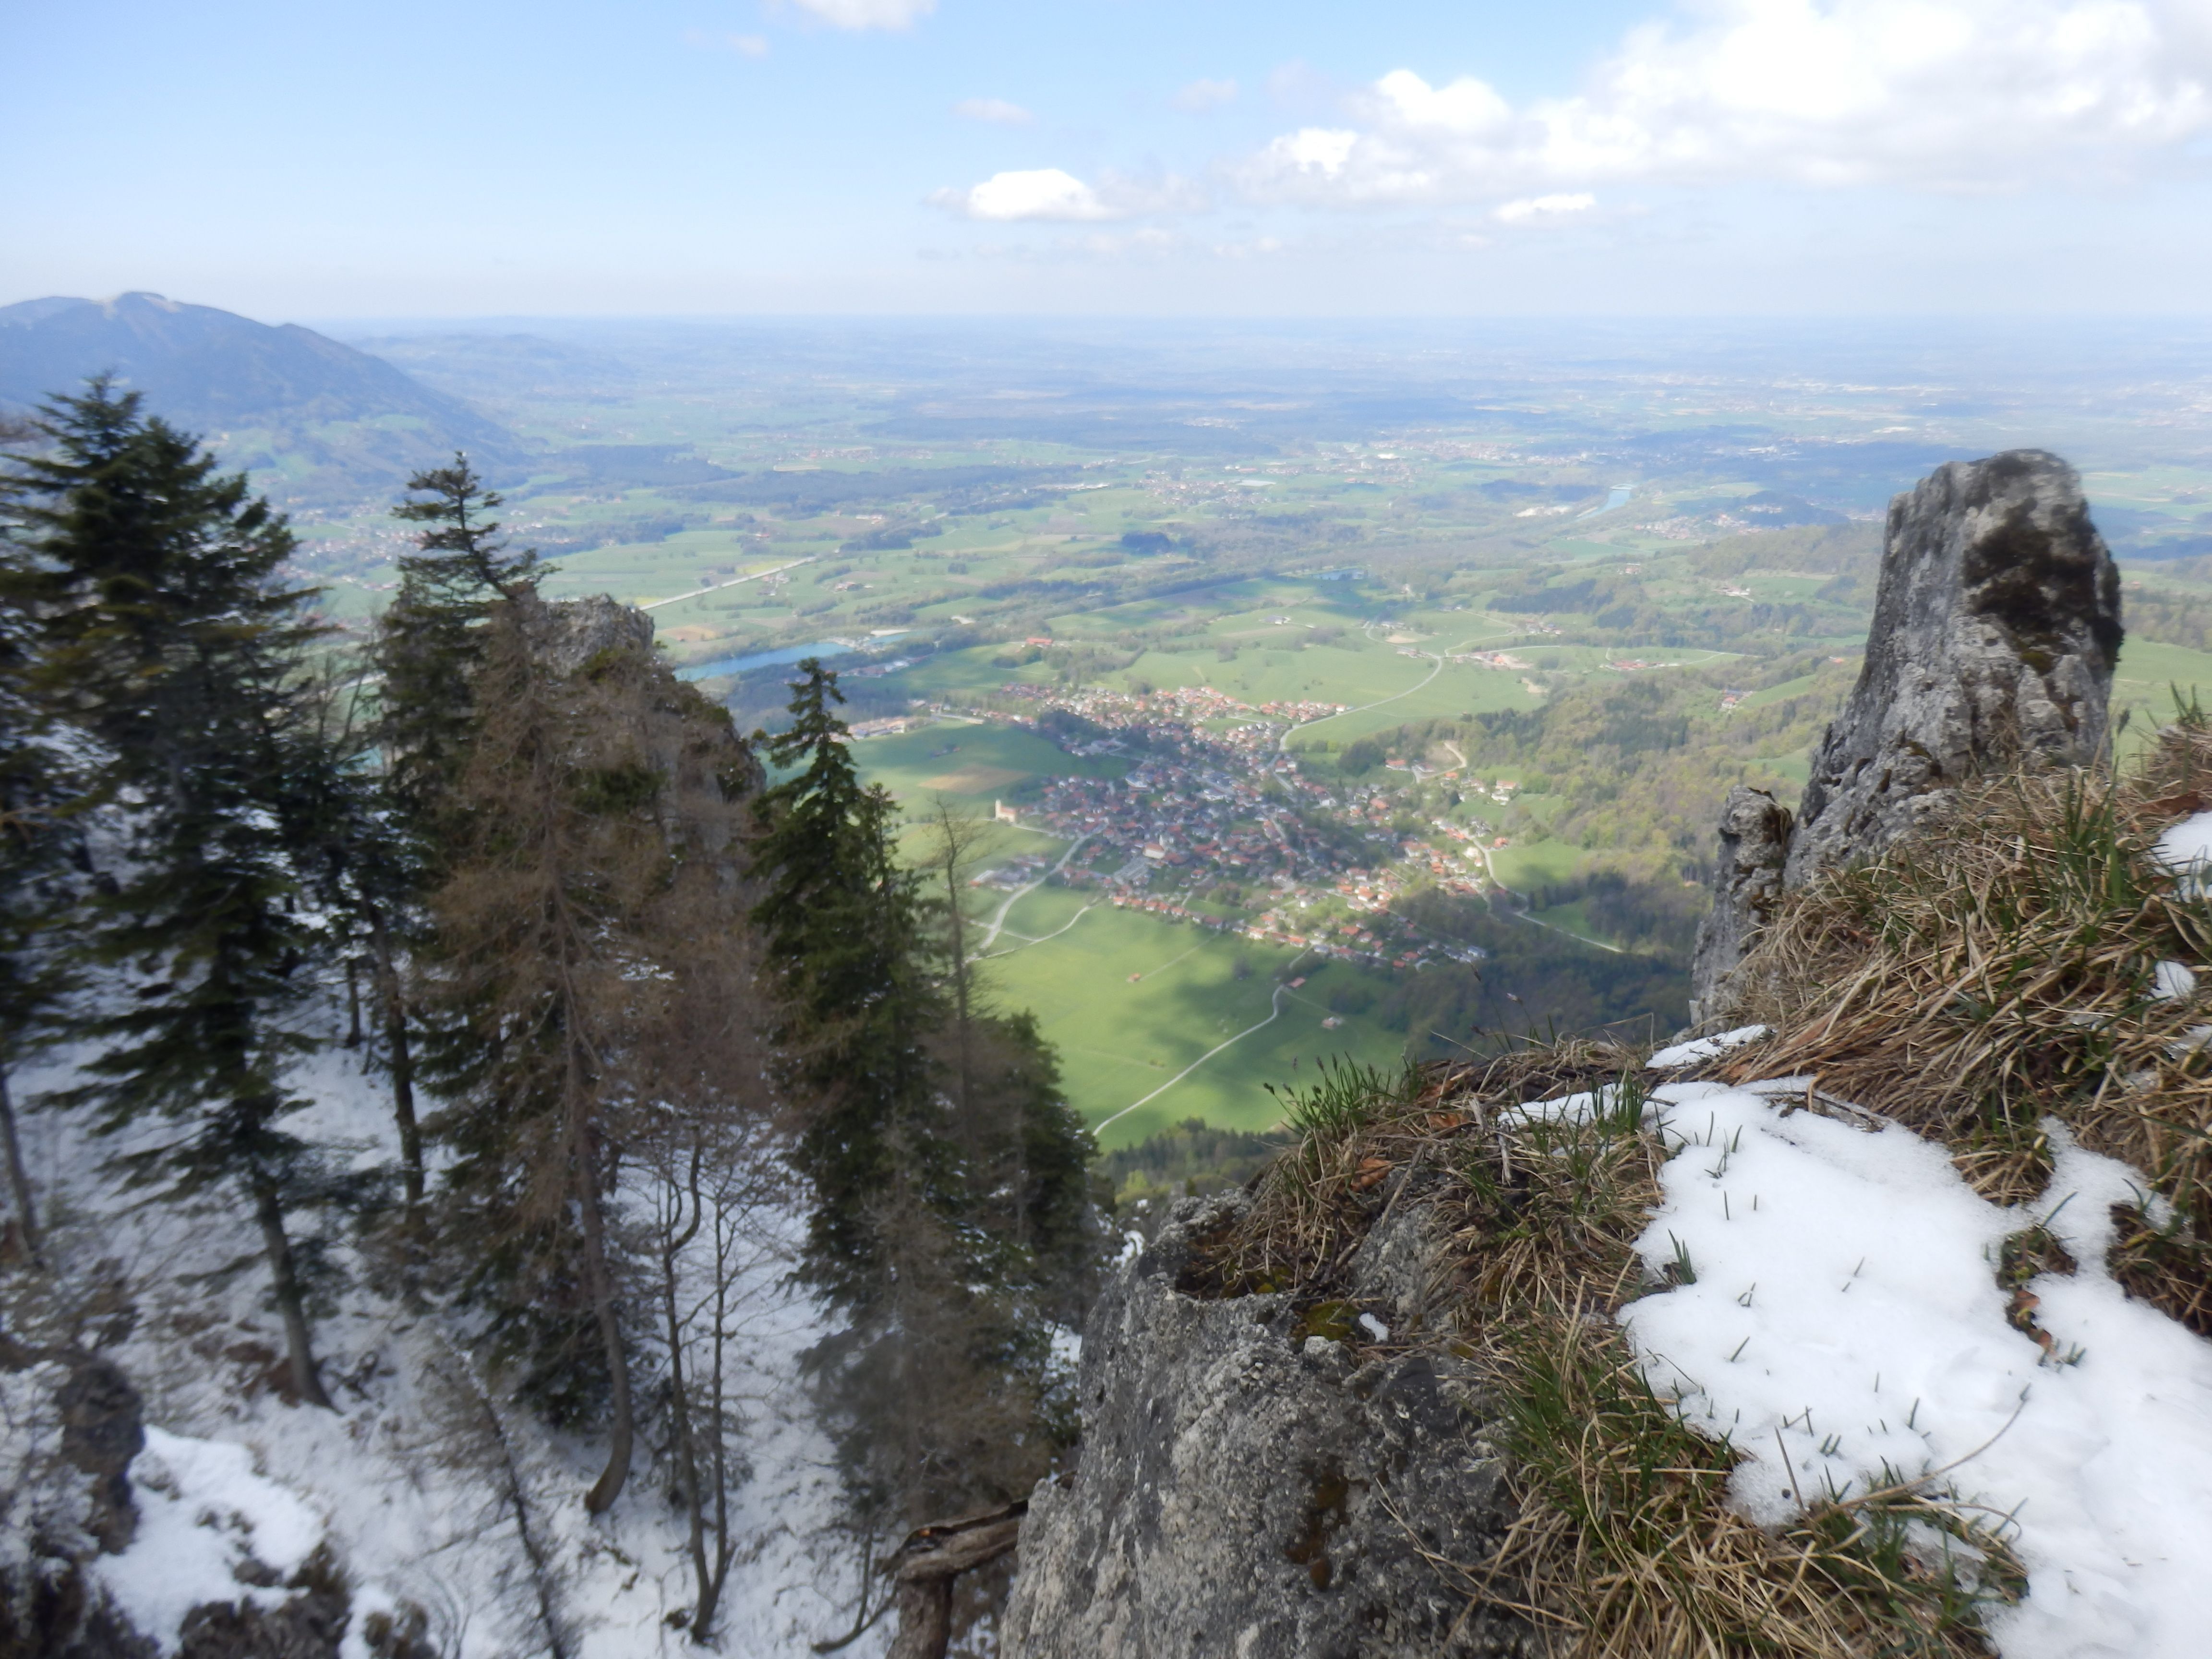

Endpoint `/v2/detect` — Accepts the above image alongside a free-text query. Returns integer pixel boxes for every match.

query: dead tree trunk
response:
[655,1131,734,1635]
[433,1332,573,1659]
[367,912,424,1229]
[571,1069,633,1515]
[252,1176,333,1409]
[0,1068,42,1264]
[883,1503,1025,1659]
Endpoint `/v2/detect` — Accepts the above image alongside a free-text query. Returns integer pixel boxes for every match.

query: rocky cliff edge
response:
[1002,1189,1534,1659]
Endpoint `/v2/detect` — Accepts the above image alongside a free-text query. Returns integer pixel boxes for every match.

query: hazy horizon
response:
[11,0,2211,318]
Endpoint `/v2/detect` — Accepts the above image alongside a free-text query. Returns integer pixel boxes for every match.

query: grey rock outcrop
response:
[54,1356,145,1554]
[1689,450,2120,1024]
[520,591,659,679]
[519,593,766,807]
[1001,1191,1533,1659]
[1786,450,2121,882]
[1,1344,427,1659]
[1686,786,1792,1029]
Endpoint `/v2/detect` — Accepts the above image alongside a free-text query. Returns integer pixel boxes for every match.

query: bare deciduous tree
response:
[424,594,763,1515]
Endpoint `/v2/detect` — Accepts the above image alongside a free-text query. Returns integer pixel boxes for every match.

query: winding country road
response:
[1091,942,1325,1132]
[1274,627,1521,754]
[971,833,1091,955]
[1277,650,1443,754]
[1473,842,1623,955]
[976,899,1098,959]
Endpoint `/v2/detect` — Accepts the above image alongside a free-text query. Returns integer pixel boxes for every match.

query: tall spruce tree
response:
[349,457,542,1216]
[379,455,538,822]
[750,661,951,1309]
[291,667,433,1231]
[915,802,1101,1320]
[754,667,1102,1596]
[10,384,364,1405]
[0,449,83,1262]
[955,1011,1101,1322]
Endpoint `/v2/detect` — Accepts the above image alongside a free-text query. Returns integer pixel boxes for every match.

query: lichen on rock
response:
[1001,1191,1533,1659]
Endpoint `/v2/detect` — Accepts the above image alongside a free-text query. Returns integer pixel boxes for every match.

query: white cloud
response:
[1267,128,1358,180]
[953,97,1035,125]
[1213,235,1287,259]
[932,168,1119,221]
[1239,0,2212,205]
[1494,192,1597,223]
[1173,77,1239,112]
[783,0,935,30]
[931,168,1209,222]
[1070,227,1183,259]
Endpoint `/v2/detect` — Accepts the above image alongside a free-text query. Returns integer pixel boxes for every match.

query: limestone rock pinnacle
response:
[1689,449,2120,1024]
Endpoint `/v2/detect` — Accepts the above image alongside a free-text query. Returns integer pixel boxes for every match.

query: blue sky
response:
[6,0,2210,317]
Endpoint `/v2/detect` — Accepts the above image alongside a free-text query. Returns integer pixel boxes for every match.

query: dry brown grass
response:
[1475,1314,2018,1659]
[1224,1041,1639,1302]
[1207,1039,2019,1656]
[1713,720,2212,1328]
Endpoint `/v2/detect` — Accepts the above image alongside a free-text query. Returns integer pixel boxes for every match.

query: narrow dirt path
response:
[1093,947,1318,1133]
[1093,984,1290,1135]
[977,899,1098,959]
[1474,843,1624,954]
[1274,629,1519,754]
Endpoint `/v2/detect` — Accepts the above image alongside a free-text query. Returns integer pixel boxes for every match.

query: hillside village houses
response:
[952,682,1491,972]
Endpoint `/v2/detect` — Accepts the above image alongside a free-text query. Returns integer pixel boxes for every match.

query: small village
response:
[943,682,1503,973]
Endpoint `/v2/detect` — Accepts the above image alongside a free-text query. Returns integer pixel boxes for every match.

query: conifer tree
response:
[750,662,951,1309]
[379,455,538,821]
[9,383,364,1405]
[339,457,540,1223]
[915,802,1099,1317]
[958,1011,1101,1320]
[0,458,82,1262]
[291,668,433,1230]
[755,668,1100,1597]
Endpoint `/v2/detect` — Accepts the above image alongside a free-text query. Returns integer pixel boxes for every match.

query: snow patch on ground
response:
[1647,1025,1769,1069]
[2153,809,2212,895]
[94,1427,324,1655]
[1507,1083,1628,1126]
[1625,1081,2212,1659]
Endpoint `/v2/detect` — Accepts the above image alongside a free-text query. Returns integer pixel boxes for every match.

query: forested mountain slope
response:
[0,392,1096,1658]
[0,295,520,505]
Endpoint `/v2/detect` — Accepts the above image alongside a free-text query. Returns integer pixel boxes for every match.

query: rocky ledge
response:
[1001,1190,1534,1659]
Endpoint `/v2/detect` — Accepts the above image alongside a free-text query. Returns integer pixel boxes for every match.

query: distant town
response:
[887,681,1513,973]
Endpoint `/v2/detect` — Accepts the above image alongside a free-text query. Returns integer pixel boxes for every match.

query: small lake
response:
[677,641,853,682]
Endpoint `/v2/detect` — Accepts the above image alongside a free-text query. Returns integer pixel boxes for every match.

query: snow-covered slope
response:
[7,1011,885,1658]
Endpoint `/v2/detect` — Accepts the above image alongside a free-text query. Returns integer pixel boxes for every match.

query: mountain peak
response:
[0,292,520,505]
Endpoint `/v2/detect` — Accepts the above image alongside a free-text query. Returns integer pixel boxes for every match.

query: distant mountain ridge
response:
[0,292,521,505]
